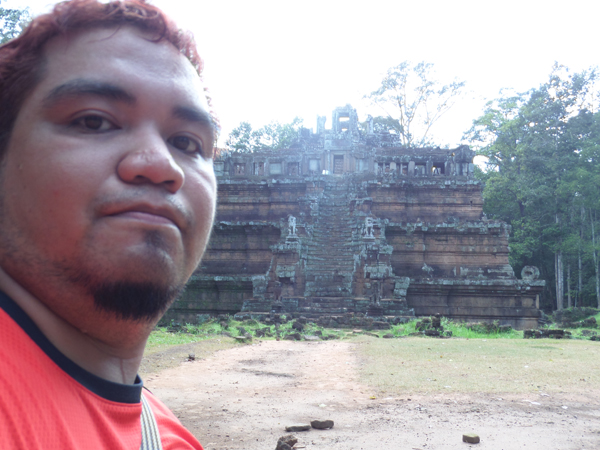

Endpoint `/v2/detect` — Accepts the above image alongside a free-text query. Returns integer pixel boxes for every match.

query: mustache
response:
[92,190,193,230]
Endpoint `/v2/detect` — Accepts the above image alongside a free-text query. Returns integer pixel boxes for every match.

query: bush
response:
[552,307,599,327]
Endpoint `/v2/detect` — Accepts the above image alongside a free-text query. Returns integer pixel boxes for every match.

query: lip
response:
[105,203,184,229]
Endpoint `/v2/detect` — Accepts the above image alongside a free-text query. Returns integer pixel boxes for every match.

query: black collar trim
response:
[0,291,142,404]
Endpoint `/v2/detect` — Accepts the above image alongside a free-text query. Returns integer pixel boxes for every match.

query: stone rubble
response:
[310,419,334,429]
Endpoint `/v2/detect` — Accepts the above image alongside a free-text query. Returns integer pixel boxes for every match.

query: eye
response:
[71,114,117,132]
[168,135,203,155]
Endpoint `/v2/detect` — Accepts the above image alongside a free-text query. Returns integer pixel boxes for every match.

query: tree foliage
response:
[358,116,402,136]
[466,64,600,311]
[225,117,303,153]
[364,61,466,147]
[0,0,30,44]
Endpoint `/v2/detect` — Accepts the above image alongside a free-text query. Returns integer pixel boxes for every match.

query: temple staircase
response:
[303,178,358,301]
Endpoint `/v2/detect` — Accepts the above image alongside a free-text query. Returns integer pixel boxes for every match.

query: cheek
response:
[2,138,108,239]
[185,170,217,252]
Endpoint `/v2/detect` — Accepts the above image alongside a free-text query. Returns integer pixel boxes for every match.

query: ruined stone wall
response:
[386,222,512,279]
[215,182,309,222]
[201,223,281,275]
[163,105,545,329]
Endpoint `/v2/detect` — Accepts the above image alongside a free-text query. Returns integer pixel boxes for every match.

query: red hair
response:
[0,0,218,156]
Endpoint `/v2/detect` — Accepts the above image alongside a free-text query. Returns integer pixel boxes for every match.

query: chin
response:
[93,279,185,322]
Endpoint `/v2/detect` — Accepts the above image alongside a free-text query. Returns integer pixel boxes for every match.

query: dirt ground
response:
[143,339,600,450]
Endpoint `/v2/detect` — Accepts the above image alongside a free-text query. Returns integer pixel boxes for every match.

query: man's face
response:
[0,27,217,321]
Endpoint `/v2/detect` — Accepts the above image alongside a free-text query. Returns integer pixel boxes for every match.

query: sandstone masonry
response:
[166,105,545,329]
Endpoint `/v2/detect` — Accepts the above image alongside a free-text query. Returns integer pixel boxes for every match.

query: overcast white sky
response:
[5,0,600,147]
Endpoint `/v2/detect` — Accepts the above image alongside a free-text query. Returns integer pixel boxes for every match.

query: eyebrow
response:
[43,79,136,107]
[43,79,216,136]
[173,105,216,134]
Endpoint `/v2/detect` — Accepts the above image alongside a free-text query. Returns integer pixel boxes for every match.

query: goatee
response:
[93,280,184,321]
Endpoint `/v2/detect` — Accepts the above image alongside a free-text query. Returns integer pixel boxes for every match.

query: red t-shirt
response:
[0,292,203,449]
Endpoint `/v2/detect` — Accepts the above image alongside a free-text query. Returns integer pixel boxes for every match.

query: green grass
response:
[356,336,600,395]
[441,319,521,339]
[145,315,600,397]
[150,313,600,349]
[146,328,209,353]
[386,318,521,339]
[541,310,600,339]
[147,317,347,352]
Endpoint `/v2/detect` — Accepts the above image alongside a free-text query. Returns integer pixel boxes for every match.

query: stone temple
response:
[166,105,545,329]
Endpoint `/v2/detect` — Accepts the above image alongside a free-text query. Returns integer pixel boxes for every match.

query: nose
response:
[117,130,185,193]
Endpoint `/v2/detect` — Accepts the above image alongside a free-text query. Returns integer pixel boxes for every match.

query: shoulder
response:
[143,389,204,450]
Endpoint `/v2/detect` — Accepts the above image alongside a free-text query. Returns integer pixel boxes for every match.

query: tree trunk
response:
[555,214,564,310]
[577,250,582,307]
[578,206,585,308]
[591,210,600,309]
[567,262,572,308]
[556,251,564,310]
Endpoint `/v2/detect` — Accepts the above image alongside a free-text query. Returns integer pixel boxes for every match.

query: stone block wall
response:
[165,106,545,329]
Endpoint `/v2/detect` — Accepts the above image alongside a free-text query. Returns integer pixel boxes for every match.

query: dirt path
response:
[144,340,600,449]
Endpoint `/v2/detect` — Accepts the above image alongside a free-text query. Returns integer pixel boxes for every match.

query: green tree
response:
[359,116,402,135]
[466,64,600,311]
[0,0,30,44]
[225,117,303,153]
[224,121,260,153]
[364,61,466,147]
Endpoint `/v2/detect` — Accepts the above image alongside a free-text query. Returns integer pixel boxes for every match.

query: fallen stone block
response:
[283,332,301,341]
[303,335,321,341]
[311,419,334,429]
[275,442,291,450]
[292,321,305,331]
[547,329,565,339]
[462,433,480,444]
[363,332,379,338]
[255,329,266,338]
[373,321,391,330]
[275,434,298,450]
[285,424,311,432]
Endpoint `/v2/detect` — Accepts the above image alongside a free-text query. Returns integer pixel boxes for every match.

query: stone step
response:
[304,278,352,284]
[306,252,355,258]
[305,262,354,268]
[307,249,355,254]
[304,290,352,297]
[305,293,352,299]
[311,231,354,236]
[305,273,353,279]
[305,261,355,267]
[304,282,353,287]
[307,248,357,253]
[311,232,353,236]
[313,223,354,226]
[304,269,353,275]
[305,263,353,268]
[305,255,355,261]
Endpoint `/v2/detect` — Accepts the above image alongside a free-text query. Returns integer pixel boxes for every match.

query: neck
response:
[0,267,152,384]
